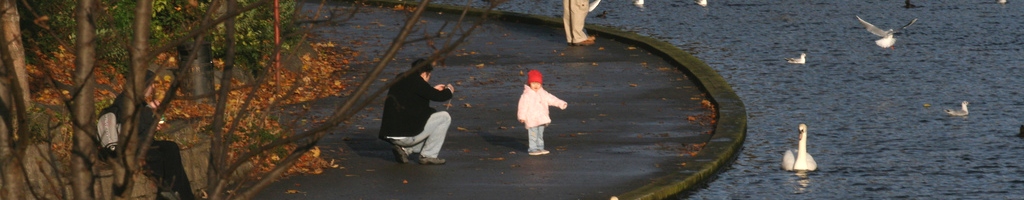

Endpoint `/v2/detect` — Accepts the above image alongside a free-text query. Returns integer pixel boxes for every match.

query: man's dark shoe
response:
[391,144,409,164]
[419,157,446,165]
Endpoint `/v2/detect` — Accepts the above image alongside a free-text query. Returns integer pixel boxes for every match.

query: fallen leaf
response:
[285,189,301,194]
[310,146,320,158]
[629,83,638,87]
[627,46,637,50]
[456,127,469,131]
[598,47,605,50]
[403,179,409,184]
[463,103,472,108]
[487,157,506,161]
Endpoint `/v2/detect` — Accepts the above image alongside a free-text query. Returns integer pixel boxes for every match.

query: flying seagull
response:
[856,16,917,49]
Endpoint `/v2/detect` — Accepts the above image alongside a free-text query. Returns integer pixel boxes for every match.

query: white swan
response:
[786,53,806,64]
[696,0,707,7]
[998,0,1006,5]
[944,101,969,116]
[856,16,917,49]
[634,0,644,8]
[782,124,817,171]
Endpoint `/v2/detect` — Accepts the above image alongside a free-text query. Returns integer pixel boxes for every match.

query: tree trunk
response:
[208,0,235,197]
[113,0,156,199]
[70,0,98,198]
[0,0,30,124]
[0,0,29,199]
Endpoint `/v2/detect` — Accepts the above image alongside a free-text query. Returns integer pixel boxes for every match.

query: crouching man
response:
[378,58,454,165]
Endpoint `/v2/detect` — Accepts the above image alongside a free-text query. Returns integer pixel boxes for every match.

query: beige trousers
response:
[563,0,589,43]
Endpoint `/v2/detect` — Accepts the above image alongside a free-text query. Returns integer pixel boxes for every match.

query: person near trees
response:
[96,71,196,200]
[378,58,454,165]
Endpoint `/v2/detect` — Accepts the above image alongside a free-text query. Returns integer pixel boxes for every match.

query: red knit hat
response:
[527,69,542,84]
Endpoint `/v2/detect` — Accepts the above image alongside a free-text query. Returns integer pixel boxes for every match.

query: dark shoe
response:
[419,157,446,165]
[391,144,409,164]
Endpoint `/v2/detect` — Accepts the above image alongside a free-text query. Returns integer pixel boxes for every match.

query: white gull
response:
[944,101,969,116]
[856,16,917,49]
[786,53,806,64]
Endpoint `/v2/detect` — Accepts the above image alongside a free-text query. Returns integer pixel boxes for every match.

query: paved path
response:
[258,2,715,199]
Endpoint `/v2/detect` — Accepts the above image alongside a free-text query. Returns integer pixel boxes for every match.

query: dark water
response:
[430,0,1024,198]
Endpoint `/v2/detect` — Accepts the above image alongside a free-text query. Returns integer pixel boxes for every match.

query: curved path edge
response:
[336,1,747,199]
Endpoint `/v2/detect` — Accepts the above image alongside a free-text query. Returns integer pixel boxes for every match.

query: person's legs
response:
[392,111,450,159]
[527,126,541,152]
[528,126,549,155]
[146,141,195,200]
[562,0,573,43]
[535,125,545,151]
[97,113,119,150]
[568,0,590,43]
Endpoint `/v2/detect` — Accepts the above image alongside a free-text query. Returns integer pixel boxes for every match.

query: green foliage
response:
[210,0,300,75]
[20,0,299,76]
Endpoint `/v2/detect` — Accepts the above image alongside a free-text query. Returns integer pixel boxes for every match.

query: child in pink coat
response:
[517,70,568,155]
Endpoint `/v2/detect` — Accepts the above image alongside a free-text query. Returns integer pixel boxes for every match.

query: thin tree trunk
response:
[69,0,98,199]
[0,0,30,126]
[0,0,33,199]
[114,0,155,199]
[208,0,235,198]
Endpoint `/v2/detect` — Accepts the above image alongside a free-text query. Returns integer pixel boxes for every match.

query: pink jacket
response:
[517,85,567,128]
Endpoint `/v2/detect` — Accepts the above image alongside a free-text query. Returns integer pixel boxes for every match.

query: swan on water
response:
[782,124,817,171]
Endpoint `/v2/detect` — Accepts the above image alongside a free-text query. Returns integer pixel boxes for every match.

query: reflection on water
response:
[794,171,810,194]
[430,0,1024,198]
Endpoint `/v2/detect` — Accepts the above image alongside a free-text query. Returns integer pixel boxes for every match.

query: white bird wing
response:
[782,149,796,171]
[589,0,601,12]
[856,16,890,37]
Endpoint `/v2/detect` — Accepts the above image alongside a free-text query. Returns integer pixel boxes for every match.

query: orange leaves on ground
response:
[28,37,358,178]
[392,4,418,12]
[27,45,125,106]
[680,142,707,157]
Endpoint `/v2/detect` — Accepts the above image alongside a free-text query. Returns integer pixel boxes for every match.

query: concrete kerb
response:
[333,1,747,199]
